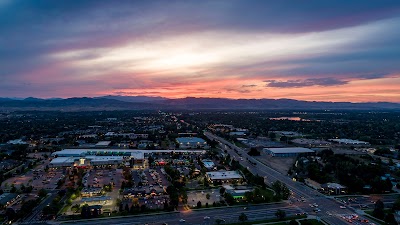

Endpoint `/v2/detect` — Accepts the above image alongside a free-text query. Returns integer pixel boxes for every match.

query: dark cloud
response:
[265,78,348,88]
[0,0,400,98]
[357,73,389,79]
[225,88,252,93]
[242,84,257,88]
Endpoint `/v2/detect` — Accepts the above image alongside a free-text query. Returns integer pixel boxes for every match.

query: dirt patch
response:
[255,151,295,175]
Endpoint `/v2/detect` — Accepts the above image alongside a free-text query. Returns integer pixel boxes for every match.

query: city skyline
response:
[1,1,400,102]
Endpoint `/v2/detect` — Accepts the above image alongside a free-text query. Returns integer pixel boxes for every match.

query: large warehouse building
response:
[50,149,205,169]
[264,147,315,157]
[176,137,209,149]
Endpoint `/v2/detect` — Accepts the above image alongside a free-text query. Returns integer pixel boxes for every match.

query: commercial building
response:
[95,141,112,147]
[206,170,243,184]
[81,187,102,197]
[176,137,209,149]
[264,147,315,157]
[321,183,347,195]
[0,193,19,208]
[291,138,331,148]
[50,149,205,169]
[328,139,369,145]
[202,160,216,170]
[223,185,253,199]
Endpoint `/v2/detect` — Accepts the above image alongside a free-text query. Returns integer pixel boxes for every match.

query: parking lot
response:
[84,168,122,188]
[1,159,62,192]
[31,169,65,191]
[132,168,170,188]
[187,189,222,208]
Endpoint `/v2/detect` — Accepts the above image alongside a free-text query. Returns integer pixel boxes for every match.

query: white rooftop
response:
[52,149,206,159]
[95,141,111,146]
[176,137,206,143]
[50,157,76,164]
[202,160,215,168]
[328,139,369,144]
[206,170,243,180]
[264,147,314,154]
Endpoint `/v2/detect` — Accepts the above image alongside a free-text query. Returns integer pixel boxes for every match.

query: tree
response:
[392,196,400,211]
[20,183,26,192]
[81,204,90,218]
[6,208,17,221]
[289,220,299,225]
[124,203,129,212]
[372,200,385,220]
[224,192,235,205]
[10,185,16,193]
[385,213,397,225]
[238,213,248,222]
[25,185,33,193]
[272,181,291,200]
[197,201,202,208]
[248,147,260,156]
[269,132,276,140]
[215,219,225,225]
[219,187,226,195]
[38,188,47,198]
[206,193,210,200]
[275,209,286,220]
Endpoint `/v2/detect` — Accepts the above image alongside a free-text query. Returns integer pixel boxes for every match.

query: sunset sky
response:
[1,1,400,102]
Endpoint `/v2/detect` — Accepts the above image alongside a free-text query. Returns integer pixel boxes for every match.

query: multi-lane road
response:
[57,203,303,225]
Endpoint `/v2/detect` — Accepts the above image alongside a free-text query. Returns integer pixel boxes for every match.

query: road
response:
[204,131,364,225]
[57,202,303,225]
[20,191,60,224]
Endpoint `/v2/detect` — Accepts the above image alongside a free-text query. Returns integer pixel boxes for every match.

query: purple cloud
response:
[265,78,348,88]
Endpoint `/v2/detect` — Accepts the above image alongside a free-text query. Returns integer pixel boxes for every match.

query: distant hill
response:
[0,96,399,111]
[99,95,167,102]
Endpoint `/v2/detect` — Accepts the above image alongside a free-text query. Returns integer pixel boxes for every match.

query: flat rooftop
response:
[323,182,346,189]
[95,141,111,146]
[206,170,243,180]
[176,137,206,143]
[264,147,315,154]
[52,149,206,159]
[202,160,215,168]
[328,139,369,144]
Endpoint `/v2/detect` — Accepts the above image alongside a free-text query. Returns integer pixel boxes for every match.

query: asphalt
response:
[56,203,302,225]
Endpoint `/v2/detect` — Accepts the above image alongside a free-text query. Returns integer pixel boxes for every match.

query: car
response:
[204,216,210,220]
[243,207,248,210]
[340,206,346,209]
[179,219,186,222]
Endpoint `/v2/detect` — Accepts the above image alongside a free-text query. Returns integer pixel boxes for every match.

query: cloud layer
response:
[1,0,400,102]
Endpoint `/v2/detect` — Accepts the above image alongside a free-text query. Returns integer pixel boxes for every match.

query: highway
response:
[57,203,303,225]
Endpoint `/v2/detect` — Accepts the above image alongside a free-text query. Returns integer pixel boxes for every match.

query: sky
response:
[1,0,400,102]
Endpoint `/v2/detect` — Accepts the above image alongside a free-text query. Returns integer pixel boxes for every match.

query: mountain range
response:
[0,96,399,111]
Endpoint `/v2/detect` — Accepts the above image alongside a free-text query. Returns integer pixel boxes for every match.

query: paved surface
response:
[20,191,60,224]
[57,203,302,225]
